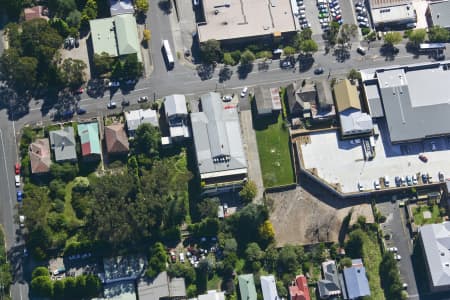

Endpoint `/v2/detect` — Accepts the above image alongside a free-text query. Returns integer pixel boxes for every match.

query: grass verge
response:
[413,204,442,226]
[361,230,385,300]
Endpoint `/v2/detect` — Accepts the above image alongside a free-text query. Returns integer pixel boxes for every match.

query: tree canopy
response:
[383,32,402,46]
[408,29,427,46]
[200,39,222,64]
[428,26,450,43]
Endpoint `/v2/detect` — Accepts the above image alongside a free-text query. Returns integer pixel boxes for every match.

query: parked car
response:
[439,171,445,182]
[107,102,117,109]
[373,180,380,190]
[121,99,130,106]
[17,190,23,202]
[395,176,401,187]
[422,173,428,184]
[335,14,342,20]
[108,81,120,87]
[74,87,84,94]
[15,163,20,175]
[241,86,248,97]
[388,247,398,253]
[19,215,25,228]
[384,176,390,187]
[15,175,20,187]
[179,253,185,263]
[418,154,428,162]
[412,174,418,185]
[406,175,412,186]
[77,108,87,115]
[358,182,365,192]
[359,21,369,28]
[314,67,324,75]
[394,254,402,261]
[138,96,149,103]
[193,0,199,6]
[400,176,406,186]
[280,60,292,68]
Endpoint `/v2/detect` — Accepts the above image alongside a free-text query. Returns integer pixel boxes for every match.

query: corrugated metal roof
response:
[428,1,450,29]
[334,79,361,112]
[165,94,188,117]
[89,18,119,57]
[238,274,257,300]
[115,14,141,59]
[343,264,370,299]
[78,122,101,156]
[365,84,384,118]
[260,275,279,300]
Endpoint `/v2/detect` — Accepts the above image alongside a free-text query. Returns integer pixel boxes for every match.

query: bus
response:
[162,39,175,69]
[419,43,446,60]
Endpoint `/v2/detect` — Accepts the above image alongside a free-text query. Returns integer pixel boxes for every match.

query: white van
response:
[179,253,185,263]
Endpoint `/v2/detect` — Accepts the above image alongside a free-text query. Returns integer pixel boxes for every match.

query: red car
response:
[419,154,428,163]
[74,87,84,94]
[15,163,20,175]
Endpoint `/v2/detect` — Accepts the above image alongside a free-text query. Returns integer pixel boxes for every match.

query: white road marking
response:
[0,129,14,245]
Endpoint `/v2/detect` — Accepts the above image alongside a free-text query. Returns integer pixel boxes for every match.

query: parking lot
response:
[300,122,450,193]
[377,199,419,299]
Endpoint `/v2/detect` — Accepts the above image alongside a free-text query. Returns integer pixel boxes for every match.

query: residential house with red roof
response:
[289,275,311,300]
[77,122,102,161]
[29,138,52,174]
[105,124,129,155]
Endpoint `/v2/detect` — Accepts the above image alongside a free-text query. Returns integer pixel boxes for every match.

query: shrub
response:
[361,27,370,36]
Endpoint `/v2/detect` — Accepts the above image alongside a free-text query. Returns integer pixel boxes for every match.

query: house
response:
[369,0,416,29]
[426,1,450,30]
[24,6,49,21]
[334,79,373,137]
[318,260,341,299]
[125,109,159,137]
[29,138,52,174]
[313,80,336,121]
[105,124,129,155]
[289,275,311,300]
[49,127,77,162]
[260,275,280,300]
[164,94,190,140]
[78,122,102,160]
[190,92,247,195]
[138,271,186,300]
[89,14,141,61]
[286,80,316,117]
[110,0,134,16]
[342,259,370,300]
[419,222,450,293]
[254,87,282,117]
[192,290,225,300]
[238,274,257,300]
[196,0,298,44]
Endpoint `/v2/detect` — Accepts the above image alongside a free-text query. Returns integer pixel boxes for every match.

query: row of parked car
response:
[317,0,343,31]
[358,171,445,191]
[355,1,370,28]
[296,0,311,30]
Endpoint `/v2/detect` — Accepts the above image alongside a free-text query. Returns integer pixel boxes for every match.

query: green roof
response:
[238,274,257,300]
[89,18,119,57]
[77,122,101,156]
[90,15,141,61]
[115,14,140,58]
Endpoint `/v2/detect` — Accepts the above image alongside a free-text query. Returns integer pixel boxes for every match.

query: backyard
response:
[413,204,442,226]
[254,114,295,188]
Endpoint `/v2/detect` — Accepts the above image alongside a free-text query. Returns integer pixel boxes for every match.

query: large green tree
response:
[131,123,161,157]
[60,58,87,89]
[383,32,402,46]
[200,39,222,64]
[408,29,427,47]
[240,49,256,65]
[428,25,450,43]
[135,0,149,14]
[300,39,318,55]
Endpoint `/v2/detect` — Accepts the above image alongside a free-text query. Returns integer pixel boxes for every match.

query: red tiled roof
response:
[289,275,311,300]
[105,124,129,154]
[29,138,51,174]
[24,6,49,21]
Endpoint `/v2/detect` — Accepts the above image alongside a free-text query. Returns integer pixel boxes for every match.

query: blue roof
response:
[343,265,370,299]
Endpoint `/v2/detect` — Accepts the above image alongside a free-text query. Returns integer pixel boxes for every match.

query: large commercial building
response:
[190,92,247,195]
[419,222,450,293]
[197,0,298,43]
[426,1,450,30]
[369,0,416,29]
[361,61,450,143]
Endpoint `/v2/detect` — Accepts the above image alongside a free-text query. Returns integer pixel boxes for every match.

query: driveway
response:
[239,110,264,203]
[377,199,420,300]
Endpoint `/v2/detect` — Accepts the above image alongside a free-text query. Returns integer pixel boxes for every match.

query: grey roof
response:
[365,83,384,118]
[365,62,450,142]
[286,81,316,115]
[138,271,186,300]
[260,275,279,300]
[428,1,450,29]
[255,87,282,115]
[165,94,188,117]
[316,80,334,107]
[190,92,247,178]
[343,262,370,299]
[110,0,134,16]
[197,290,226,300]
[49,127,77,162]
[419,222,450,289]
[340,109,373,136]
[318,261,341,298]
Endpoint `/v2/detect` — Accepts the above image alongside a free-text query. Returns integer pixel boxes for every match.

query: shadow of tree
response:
[298,54,314,72]
[196,64,215,81]
[237,64,253,79]
[218,67,233,83]
[379,44,399,61]
[333,47,351,62]
[158,0,173,14]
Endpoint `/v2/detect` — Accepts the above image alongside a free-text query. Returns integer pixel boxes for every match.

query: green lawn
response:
[413,204,442,226]
[361,231,385,300]
[207,274,222,290]
[254,114,295,188]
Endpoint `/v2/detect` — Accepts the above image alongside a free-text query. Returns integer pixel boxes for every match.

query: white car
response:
[387,247,398,253]
[358,182,365,192]
[412,174,418,185]
[107,102,117,109]
[384,176,390,187]
[108,81,120,87]
[394,254,402,261]
[241,86,248,97]
[19,215,25,228]
[15,175,20,187]
[374,180,381,190]
[179,252,185,263]
[222,95,233,102]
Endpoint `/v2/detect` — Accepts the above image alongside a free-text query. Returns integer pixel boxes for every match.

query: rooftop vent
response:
[214,9,219,14]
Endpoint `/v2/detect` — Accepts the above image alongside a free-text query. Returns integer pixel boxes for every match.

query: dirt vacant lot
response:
[268,179,374,246]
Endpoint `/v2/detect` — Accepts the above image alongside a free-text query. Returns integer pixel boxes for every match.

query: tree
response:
[60,58,87,89]
[338,24,358,47]
[32,267,50,279]
[299,28,313,41]
[146,242,168,278]
[258,220,275,245]
[200,39,222,64]
[53,279,65,299]
[223,238,238,256]
[143,29,152,42]
[428,26,450,43]
[278,245,298,273]
[93,52,114,76]
[0,49,38,92]
[223,52,236,66]
[408,29,427,46]
[383,32,402,46]
[81,0,97,29]
[347,69,361,81]
[135,0,149,14]
[49,18,71,38]
[85,274,101,297]
[167,263,196,285]
[121,54,143,79]
[239,180,257,203]
[197,198,220,218]
[300,39,318,55]
[340,257,352,269]
[66,10,82,30]
[245,242,263,264]
[131,123,161,157]
[345,229,366,258]
[31,276,53,297]
[240,49,256,65]
[49,0,77,18]
[283,46,296,56]
[325,21,341,47]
